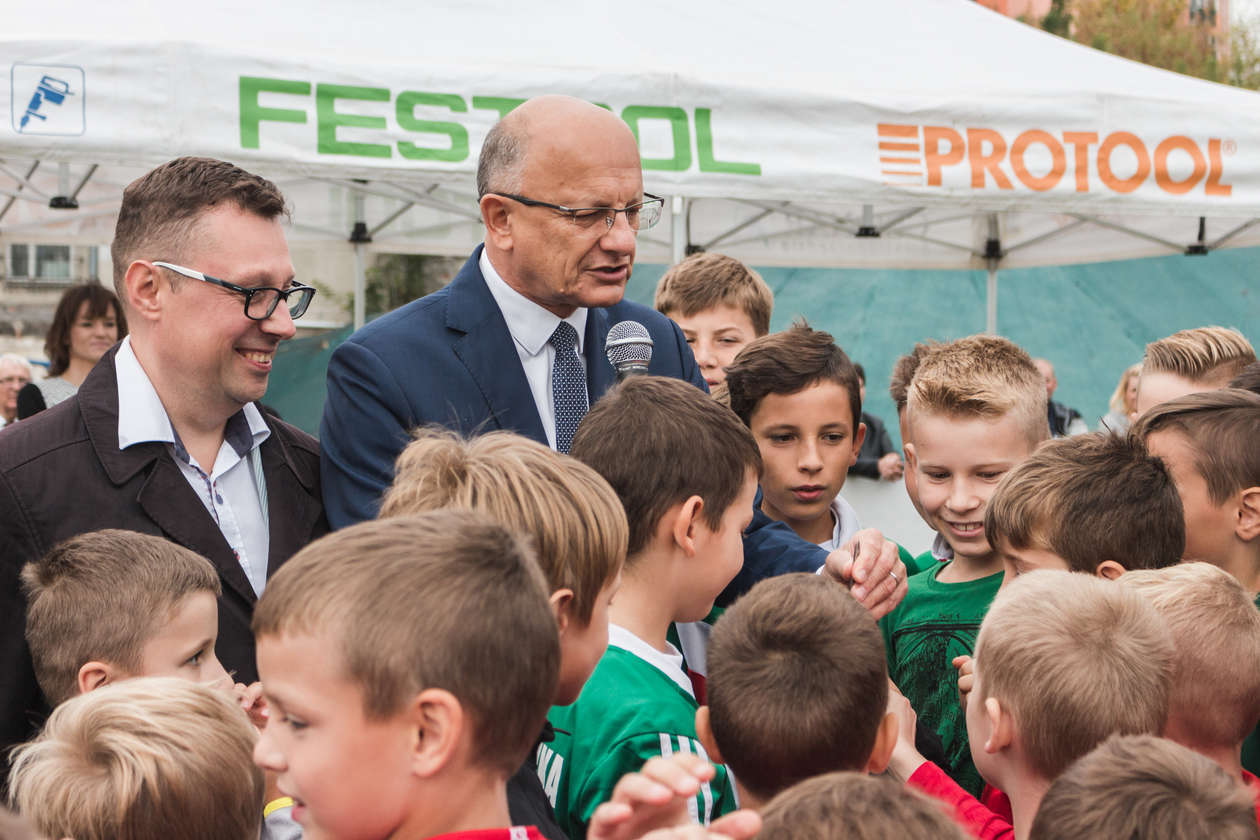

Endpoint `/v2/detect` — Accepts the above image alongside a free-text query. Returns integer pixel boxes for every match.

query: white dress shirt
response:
[816,494,863,553]
[115,337,271,596]
[480,249,588,450]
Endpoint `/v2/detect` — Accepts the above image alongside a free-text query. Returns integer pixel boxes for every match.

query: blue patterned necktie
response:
[548,321,588,454]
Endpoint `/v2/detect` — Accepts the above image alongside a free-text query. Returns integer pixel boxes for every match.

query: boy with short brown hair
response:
[9,677,265,840]
[556,376,762,838]
[893,571,1175,838]
[21,528,228,707]
[252,511,560,840]
[697,573,897,809]
[1132,389,1260,591]
[1137,325,1256,414]
[881,334,1048,795]
[1029,735,1258,840]
[379,427,629,838]
[984,432,1184,579]
[1120,562,1260,795]
[724,323,865,552]
[759,773,968,840]
[653,252,773,388]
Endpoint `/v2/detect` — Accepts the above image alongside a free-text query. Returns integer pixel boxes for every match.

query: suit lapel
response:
[446,249,548,442]
[585,307,616,404]
[261,428,323,579]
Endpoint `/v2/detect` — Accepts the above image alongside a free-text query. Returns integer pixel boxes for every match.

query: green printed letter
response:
[471,96,527,120]
[695,108,761,175]
[315,84,391,158]
[396,92,469,162]
[622,106,691,172]
[239,76,310,149]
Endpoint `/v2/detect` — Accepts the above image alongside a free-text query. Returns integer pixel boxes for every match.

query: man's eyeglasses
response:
[153,262,316,321]
[491,193,664,232]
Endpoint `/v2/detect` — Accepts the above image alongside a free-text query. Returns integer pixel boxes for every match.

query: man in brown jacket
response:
[0,158,327,754]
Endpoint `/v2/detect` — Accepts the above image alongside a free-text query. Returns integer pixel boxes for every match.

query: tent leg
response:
[671,195,689,264]
[351,192,369,330]
[986,265,998,335]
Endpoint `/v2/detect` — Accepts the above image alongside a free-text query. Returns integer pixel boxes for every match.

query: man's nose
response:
[260,302,297,340]
[599,211,638,255]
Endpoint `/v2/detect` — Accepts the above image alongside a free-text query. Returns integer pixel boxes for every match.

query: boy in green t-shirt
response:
[887,340,944,575]
[558,377,762,839]
[881,335,1048,796]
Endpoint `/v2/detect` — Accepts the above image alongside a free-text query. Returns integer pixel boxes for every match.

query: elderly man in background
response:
[0,354,31,428]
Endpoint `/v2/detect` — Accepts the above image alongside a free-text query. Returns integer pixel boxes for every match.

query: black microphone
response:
[605,321,654,381]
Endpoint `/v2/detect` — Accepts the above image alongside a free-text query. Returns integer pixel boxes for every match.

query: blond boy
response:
[556,377,762,838]
[1136,325,1255,415]
[9,677,264,840]
[1132,389,1260,591]
[697,574,897,810]
[759,773,968,840]
[985,432,1184,579]
[22,529,230,706]
[1120,562,1260,795]
[893,571,1175,839]
[1029,735,1258,840]
[379,427,628,838]
[882,334,1047,795]
[252,512,560,840]
[653,253,773,388]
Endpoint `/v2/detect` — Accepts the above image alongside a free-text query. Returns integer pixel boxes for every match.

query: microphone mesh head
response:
[605,320,654,368]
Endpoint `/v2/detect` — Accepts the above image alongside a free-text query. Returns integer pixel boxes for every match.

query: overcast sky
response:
[1236,0,1259,25]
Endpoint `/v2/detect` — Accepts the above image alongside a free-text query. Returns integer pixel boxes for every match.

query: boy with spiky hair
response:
[1137,325,1255,414]
[1029,735,1258,840]
[882,334,1047,795]
[653,252,773,389]
[252,512,561,840]
[985,432,1184,579]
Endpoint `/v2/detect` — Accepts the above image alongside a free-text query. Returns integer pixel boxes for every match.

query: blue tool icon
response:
[19,75,72,130]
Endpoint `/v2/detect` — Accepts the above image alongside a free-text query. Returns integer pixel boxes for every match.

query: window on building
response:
[9,243,30,277]
[34,245,71,280]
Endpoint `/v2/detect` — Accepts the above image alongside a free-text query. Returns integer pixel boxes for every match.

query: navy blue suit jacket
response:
[319,246,826,593]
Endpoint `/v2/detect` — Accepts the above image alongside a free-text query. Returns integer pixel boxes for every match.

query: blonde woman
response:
[1099,363,1141,434]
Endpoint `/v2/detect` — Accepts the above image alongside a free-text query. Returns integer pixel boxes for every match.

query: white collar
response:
[480,248,588,357]
[115,336,269,454]
[608,624,694,698]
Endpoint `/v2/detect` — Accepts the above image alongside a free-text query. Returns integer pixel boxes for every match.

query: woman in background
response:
[17,284,127,419]
[1098,362,1141,434]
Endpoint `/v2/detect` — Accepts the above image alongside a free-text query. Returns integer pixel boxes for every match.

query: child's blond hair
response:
[759,773,967,840]
[1119,562,1260,748]
[984,432,1184,574]
[975,571,1175,781]
[253,511,558,776]
[653,252,774,337]
[380,427,628,624]
[1142,326,1256,386]
[706,574,887,802]
[907,335,1048,446]
[1028,734,1258,840]
[7,677,263,840]
[21,529,220,706]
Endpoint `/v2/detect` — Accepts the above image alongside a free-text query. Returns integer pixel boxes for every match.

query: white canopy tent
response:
[4,0,1260,331]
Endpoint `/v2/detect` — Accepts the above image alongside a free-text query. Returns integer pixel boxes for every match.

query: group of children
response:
[3,250,1260,840]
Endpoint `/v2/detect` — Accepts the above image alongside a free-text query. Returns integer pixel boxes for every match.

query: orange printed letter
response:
[1206,139,1233,197]
[966,128,1012,189]
[1097,132,1151,194]
[923,126,965,187]
[1062,132,1098,192]
[1010,130,1066,192]
[1153,136,1207,195]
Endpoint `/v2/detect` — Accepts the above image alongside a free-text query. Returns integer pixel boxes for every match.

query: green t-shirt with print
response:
[880,563,1004,796]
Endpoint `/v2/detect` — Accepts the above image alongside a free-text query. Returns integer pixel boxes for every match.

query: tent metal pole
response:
[0,160,40,222]
[986,265,998,335]
[352,192,368,330]
[671,195,688,264]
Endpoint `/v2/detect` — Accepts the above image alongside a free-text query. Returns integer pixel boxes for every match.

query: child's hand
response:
[633,811,762,840]
[877,452,904,481]
[953,655,974,711]
[589,754,744,840]
[234,681,269,730]
[886,680,927,783]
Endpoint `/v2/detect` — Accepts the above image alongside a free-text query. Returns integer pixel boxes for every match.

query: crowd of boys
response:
[2,104,1260,840]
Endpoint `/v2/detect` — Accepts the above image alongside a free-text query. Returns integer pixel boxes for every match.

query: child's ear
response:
[1235,487,1260,542]
[983,697,1014,754]
[77,661,118,694]
[671,495,706,558]
[549,588,576,636]
[904,443,917,472]
[865,711,899,775]
[409,688,465,778]
[1095,560,1127,581]
[851,422,868,466]
[694,706,724,764]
